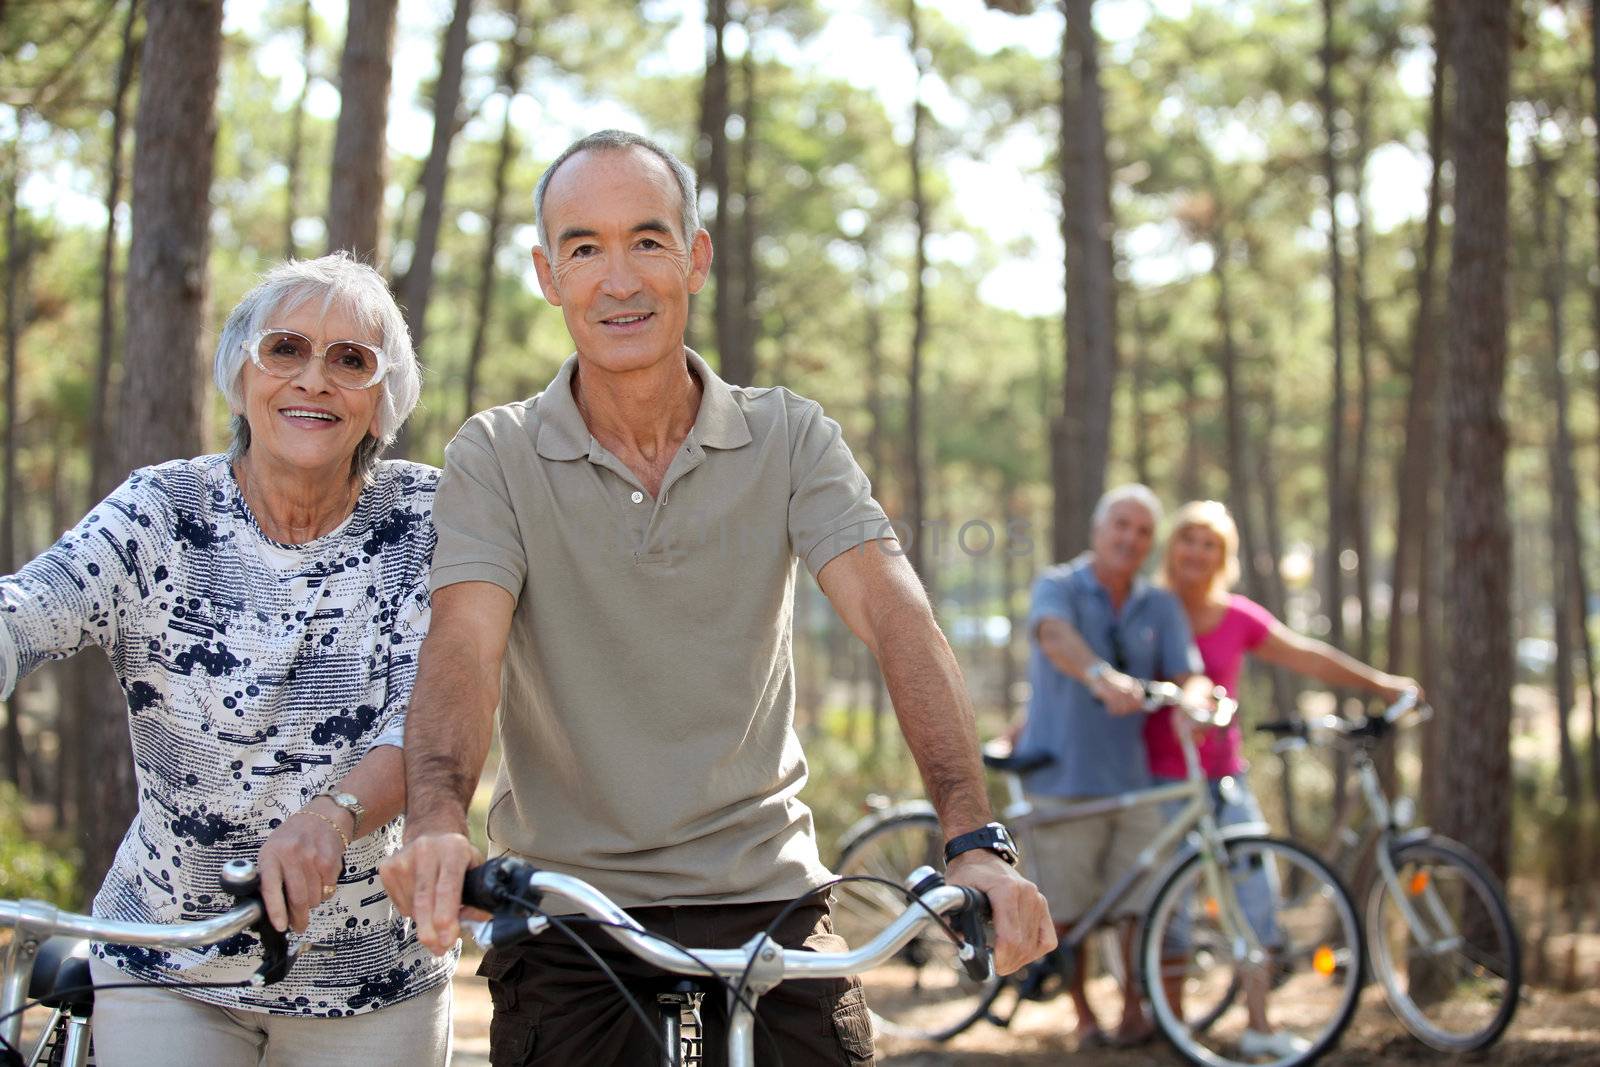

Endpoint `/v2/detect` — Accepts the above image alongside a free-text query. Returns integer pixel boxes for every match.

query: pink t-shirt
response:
[1144,594,1275,780]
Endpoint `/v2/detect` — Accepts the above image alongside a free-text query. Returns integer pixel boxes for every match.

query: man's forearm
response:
[1036,618,1101,682]
[875,601,993,839]
[402,630,500,837]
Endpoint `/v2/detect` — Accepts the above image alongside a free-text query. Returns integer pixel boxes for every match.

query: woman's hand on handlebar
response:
[257,805,350,933]
[378,829,485,956]
[943,850,1056,976]
[1377,676,1421,706]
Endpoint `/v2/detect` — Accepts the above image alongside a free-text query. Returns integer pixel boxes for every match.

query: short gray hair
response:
[533,129,700,252]
[214,253,421,481]
[1091,483,1164,530]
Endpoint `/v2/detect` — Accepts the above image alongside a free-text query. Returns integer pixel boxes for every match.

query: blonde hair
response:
[1163,499,1241,598]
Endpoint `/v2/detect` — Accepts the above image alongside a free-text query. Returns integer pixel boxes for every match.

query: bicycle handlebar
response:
[0,859,291,986]
[1258,688,1430,751]
[461,856,994,983]
[1141,680,1239,728]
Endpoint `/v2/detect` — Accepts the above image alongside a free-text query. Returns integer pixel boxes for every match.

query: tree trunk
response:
[60,0,144,839]
[1437,0,1512,882]
[325,0,397,263]
[1349,80,1374,679]
[1211,230,1263,605]
[461,3,530,422]
[1587,0,1600,810]
[397,0,473,360]
[699,0,748,384]
[101,0,225,891]
[859,250,890,760]
[1128,290,1151,487]
[1255,383,1301,833]
[1178,361,1201,502]
[1534,147,1582,802]
[284,0,313,259]
[907,0,931,594]
[736,46,759,382]
[1319,0,1348,657]
[1000,473,1021,716]
[91,0,140,505]
[1393,0,1448,813]
[1053,0,1117,560]
[2,122,24,790]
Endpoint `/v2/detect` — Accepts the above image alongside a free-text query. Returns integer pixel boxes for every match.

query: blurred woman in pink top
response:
[1144,500,1417,1059]
[1146,499,1417,784]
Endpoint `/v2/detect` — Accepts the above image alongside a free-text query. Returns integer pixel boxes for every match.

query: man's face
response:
[532,147,712,373]
[1090,499,1157,582]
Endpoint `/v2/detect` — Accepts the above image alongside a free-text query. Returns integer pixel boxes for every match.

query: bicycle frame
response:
[996,699,1269,961]
[1309,711,1462,959]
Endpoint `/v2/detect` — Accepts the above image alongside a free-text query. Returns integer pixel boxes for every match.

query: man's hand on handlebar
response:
[943,849,1056,976]
[378,825,485,956]
[1090,667,1146,716]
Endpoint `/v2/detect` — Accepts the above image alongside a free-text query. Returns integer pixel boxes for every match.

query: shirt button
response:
[631,491,644,503]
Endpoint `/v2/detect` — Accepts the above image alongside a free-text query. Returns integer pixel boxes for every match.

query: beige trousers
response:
[89,957,451,1067]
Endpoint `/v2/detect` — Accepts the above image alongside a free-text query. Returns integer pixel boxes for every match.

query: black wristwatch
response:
[943,822,1020,867]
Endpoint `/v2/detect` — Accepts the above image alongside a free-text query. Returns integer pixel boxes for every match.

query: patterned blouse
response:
[0,454,455,1016]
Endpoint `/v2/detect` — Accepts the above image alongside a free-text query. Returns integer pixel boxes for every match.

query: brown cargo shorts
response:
[478,895,874,1066]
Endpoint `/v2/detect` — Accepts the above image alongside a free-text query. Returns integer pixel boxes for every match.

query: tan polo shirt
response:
[431,350,891,907]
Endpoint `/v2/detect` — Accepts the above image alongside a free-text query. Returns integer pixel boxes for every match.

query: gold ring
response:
[322,884,335,896]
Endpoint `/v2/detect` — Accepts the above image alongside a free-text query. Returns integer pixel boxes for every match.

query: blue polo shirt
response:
[1017,553,1200,797]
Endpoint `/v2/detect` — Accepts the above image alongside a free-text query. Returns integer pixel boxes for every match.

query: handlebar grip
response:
[462,856,540,912]
[1257,720,1306,738]
[952,886,993,982]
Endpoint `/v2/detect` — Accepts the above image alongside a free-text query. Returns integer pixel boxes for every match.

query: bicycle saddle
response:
[27,936,94,1015]
[980,749,1053,774]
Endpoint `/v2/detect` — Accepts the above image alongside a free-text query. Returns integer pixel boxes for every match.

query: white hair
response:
[533,129,701,252]
[213,253,421,480]
[1091,483,1164,530]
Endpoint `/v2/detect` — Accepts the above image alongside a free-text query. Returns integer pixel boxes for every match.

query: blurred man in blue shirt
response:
[1015,484,1202,1047]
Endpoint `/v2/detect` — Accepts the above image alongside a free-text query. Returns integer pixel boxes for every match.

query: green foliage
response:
[0,784,79,906]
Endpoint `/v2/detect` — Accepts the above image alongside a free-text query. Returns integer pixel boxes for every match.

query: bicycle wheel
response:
[1142,835,1362,1067]
[832,811,1003,1042]
[1366,835,1519,1052]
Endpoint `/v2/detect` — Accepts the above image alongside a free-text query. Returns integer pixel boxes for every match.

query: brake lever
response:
[952,886,994,982]
[218,858,294,986]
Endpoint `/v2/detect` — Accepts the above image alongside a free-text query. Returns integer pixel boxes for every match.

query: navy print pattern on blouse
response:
[0,455,454,1017]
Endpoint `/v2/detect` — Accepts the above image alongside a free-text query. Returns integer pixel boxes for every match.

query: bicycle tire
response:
[1141,834,1363,1067]
[832,811,1004,1042]
[1366,834,1519,1052]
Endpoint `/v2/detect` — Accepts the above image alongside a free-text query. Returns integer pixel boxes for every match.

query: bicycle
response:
[834,681,1365,1066]
[1260,691,1521,1052]
[0,859,292,1067]
[460,854,993,1067]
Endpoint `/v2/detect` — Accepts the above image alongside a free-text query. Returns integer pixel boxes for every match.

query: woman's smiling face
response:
[236,301,384,479]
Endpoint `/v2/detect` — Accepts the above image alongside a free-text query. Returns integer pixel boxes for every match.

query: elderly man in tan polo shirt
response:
[379,129,1054,1066]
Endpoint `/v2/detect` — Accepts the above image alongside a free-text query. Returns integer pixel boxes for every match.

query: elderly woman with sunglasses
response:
[0,254,452,1066]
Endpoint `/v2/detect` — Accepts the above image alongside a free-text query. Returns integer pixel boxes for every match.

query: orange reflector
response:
[1313,945,1337,976]
[1408,871,1431,897]
[1204,897,1220,920]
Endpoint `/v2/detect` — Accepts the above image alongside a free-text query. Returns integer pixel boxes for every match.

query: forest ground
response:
[447,945,1600,1065]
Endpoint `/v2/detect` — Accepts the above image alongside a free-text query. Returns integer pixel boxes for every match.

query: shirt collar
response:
[534,348,753,462]
[1069,552,1151,605]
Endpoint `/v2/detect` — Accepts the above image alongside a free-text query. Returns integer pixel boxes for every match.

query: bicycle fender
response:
[1387,827,1436,852]
[835,801,938,861]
